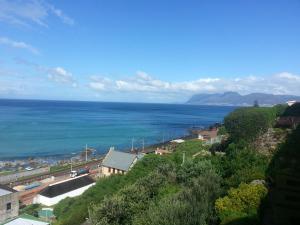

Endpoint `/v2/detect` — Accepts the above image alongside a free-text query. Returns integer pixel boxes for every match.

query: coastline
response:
[0,131,198,174]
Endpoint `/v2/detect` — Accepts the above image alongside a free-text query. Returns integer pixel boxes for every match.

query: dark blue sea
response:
[0,99,236,159]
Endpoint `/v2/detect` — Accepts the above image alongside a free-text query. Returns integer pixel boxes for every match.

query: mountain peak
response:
[187,92,300,106]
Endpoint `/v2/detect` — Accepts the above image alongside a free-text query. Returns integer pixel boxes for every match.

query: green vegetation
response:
[54,155,171,225]
[54,104,299,225]
[224,106,282,142]
[215,183,267,225]
[217,126,227,136]
[19,204,42,217]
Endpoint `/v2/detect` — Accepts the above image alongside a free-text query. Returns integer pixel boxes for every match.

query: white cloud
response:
[88,71,300,100]
[276,72,300,81]
[47,4,74,26]
[14,58,77,87]
[48,67,77,87]
[0,37,39,54]
[0,0,74,27]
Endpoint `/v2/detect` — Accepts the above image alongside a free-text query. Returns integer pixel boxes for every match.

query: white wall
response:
[34,183,95,206]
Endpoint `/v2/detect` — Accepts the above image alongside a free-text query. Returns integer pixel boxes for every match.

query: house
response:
[101,149,144,176]
[196,127,222,145]
[197,128,218,140]
[1,214,49,225]
[33,175,95,206]
[0,185,19,223]
[155,148,171,155]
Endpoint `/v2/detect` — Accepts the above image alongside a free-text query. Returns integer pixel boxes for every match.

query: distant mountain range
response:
[186,92,300,106]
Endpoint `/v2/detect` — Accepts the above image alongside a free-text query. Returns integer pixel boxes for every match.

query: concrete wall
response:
[0,167,50,184]
[33,183,95,206]
[101,166,125,176]
[0,192,19,223]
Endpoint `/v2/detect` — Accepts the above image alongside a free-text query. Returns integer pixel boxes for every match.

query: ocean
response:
[0,99,236,159]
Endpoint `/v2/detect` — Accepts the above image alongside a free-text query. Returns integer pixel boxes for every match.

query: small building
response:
[287,100,297,106]
[155,148,171,155]
[0,185,19,223]
[170,139,185,144]
[101,149,144,176]
[196,127,223,145]
[33,175,95,206]
[197,128,218,141]
[1,214,49,225]
[38,208,54,222]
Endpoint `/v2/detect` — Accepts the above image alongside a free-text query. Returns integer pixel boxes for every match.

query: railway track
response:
[6,158,103,187]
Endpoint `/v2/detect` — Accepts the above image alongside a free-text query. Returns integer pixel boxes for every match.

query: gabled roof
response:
[39,175,94,198]
[102,149,142,171]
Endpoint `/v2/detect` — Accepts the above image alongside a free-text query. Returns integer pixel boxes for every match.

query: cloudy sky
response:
[0,0,300,103]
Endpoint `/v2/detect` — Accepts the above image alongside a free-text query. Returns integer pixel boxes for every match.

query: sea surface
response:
[0,99,236,159]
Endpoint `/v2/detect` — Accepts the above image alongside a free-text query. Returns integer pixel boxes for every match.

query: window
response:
[112,168,115,174]
[6,203,11,211]
[108,167,111,172]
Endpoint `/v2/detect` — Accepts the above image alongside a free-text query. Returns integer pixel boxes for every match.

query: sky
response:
[0,0,300,103]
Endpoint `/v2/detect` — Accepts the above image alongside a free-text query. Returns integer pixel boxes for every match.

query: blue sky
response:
[0,0,300,102]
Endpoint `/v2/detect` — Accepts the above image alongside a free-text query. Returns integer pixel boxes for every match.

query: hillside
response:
[187,92,300,106]
[48,103,300,225]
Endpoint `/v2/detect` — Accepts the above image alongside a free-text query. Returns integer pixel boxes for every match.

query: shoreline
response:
[0,133,197,165]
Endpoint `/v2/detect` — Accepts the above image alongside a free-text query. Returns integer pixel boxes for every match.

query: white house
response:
[33,175,95,206]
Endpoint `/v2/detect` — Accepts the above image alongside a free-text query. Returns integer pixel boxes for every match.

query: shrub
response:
[133,170,221,225]
[215,183,267,225]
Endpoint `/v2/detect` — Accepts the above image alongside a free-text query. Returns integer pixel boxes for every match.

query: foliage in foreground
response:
[89,160,221,225]
[215,183,267,225]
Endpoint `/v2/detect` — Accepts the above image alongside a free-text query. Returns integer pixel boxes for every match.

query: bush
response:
[215,183,267,225]
[19,204,41,217]
[133,170,221,225]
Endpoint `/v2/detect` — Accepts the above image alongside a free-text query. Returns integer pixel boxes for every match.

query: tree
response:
[224,107,276,142]
[89,172,167,225]
[253,100,259,107]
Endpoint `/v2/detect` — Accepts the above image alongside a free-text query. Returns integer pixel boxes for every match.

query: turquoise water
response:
[0,99,236,159]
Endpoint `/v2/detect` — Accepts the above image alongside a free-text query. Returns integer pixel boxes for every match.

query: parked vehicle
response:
[70,167,90,178]
[25,166,34,171]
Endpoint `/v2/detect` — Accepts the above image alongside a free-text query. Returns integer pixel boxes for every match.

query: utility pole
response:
[70,157,73,172]
[85,144,88,162]
[181,151,186,166]
[131,138,134,152]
